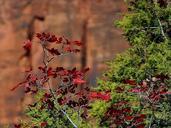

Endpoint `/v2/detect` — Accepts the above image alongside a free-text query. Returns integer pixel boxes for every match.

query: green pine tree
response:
[90,0,171,127]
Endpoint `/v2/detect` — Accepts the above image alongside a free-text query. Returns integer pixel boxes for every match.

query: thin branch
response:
[60,109,78,128]
[41,44,78,128]
[157,19,167,39]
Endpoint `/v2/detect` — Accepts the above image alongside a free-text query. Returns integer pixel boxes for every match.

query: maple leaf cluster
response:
[13,32,90,128]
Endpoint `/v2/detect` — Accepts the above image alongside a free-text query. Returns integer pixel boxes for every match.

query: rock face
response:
[0,0,128,125]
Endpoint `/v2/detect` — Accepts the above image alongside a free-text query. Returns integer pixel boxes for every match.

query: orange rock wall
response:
[0,0,128,125]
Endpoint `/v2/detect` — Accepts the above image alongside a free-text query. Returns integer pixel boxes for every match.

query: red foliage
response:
[99,75,170,127]
[124,79,137,86]
[73,41,82,46]
[36,32,82,57]
[89,91,111,101]
[73,78,86,85]
[47,48,61,56]
[23,40,32,50]
[102,101,146,127]
[12,33,91,127]
[115,86,125,93]
[125,116,134,121]
[40,121,48,127]
[129,76,169,104]
[36,32,57,43]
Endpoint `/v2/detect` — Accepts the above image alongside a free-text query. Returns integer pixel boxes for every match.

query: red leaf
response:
[36,32,57,43]
[36,33,41,38]
[124,79,137,86]
[75,91,84,96]
[134,117,145,124]
[130,88,143,93]
[139,114,146,118]
[115,87,125,93]
[72,67,77,72]
[57,37,63,44]
[59,70,69,76]
[44,93,52,98]
[24,87,31,93]
[47,48,61,56]
[48,35,57,42]
[63,77,69,82]
[27,74,37,82]
[89,92,98,98]
[38,66,46,73]
[40,122,48,127]
[47,67,54,76]
[155,74,169,81]
[73,41,82,46]
[64,45,72,52]
[89,92,111,101]
[57,97,67,105]
[99,93,111,101]
[110,109,122,115]
[73,78,86,85]
[122,108,131,113]
[23,40,32,50]
[125,116,133,121]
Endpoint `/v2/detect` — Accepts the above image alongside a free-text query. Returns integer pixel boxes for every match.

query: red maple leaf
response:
[40,121,48,127]
[23,40,32,50]
[89,92,111,101]
[47,48,61,56]
[73,78,86,85]
[125,116,133,121]
[57,37,63,43]
[36,32,57,43]
[124,79,137,86]
[73,41,82,46]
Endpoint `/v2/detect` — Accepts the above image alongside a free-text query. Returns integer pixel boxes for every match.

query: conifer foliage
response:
[90,0,171,127]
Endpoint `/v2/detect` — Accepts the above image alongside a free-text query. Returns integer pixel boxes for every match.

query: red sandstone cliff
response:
[0,0,128,125]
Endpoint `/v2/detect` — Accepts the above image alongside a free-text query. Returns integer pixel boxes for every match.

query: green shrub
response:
[90,0,171,127]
